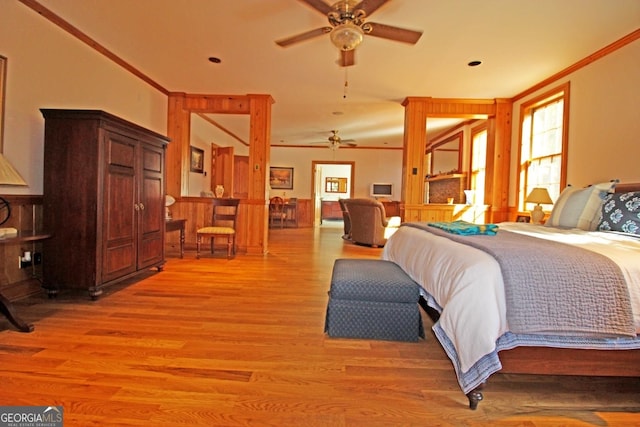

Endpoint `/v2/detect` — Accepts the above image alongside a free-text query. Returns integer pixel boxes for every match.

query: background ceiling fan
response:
[311,130,357,150]
[276,0,423,66]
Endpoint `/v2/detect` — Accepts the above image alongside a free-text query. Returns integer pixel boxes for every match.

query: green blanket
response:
[427,220,499,236]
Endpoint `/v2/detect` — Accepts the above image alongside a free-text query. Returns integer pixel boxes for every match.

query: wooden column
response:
[246,95,272,254]
[401,98,428,221]
[485,99,512,223]
[166,94,190,198]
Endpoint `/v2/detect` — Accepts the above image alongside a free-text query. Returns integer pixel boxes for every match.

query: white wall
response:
[269,146,403,201]
[0,2,168,195]
[509,39,640,204]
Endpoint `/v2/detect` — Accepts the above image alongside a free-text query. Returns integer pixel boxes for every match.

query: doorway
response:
[311,161,355,227]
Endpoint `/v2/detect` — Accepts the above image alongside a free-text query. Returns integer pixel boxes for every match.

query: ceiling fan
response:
[276,0,423,67]
[311,130,357,150]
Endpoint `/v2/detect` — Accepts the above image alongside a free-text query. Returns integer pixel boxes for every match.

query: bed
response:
[382,182,640,409]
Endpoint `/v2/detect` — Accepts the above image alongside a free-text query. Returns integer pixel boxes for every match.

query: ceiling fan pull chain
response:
[343,67,349,99]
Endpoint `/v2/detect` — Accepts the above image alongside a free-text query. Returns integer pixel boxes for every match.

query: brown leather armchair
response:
[343,198,400,247]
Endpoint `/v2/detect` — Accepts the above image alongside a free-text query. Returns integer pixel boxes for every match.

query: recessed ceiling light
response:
[468,60,482,67]
[208,57,221,64]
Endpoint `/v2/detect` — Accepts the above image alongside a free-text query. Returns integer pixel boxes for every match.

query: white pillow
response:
[545,181,617,230]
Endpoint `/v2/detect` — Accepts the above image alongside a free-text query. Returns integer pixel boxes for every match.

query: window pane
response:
[471,129,487,205]
[518,88,567,212]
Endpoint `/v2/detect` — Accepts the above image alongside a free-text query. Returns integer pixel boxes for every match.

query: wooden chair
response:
[196,198,240,259]
[285,197,298,227]
[269,196,286,228]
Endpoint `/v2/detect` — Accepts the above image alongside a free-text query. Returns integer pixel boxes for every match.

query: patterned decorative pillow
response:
[545,181,617,230]
[598,191,640,235]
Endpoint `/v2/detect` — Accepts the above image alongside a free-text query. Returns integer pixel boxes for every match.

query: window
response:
[470,125,487,205]
[518,83,570,211]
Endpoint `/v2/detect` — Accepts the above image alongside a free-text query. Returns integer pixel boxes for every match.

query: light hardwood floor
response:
[1,225,639,426]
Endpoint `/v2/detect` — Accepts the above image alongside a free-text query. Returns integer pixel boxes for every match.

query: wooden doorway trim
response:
[311,160,355,226]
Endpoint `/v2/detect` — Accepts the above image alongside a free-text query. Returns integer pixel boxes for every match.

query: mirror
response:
[428,131,462,176]
[325,177,348,193]
[188,113,249,196]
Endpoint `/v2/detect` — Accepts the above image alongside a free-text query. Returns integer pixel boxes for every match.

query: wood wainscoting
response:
[165,198,315,256]
[404,203,490,224]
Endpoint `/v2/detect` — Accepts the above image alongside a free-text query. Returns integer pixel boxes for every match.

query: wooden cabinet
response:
[41,109,169,298]
[404,204,490,224]
[321,200,342,222]
[381,201,401,217]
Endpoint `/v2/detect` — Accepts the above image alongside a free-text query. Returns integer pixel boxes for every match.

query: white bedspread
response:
[382,222,640,374]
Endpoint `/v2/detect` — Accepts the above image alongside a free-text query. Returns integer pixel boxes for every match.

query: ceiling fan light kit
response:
[330,22,364,51]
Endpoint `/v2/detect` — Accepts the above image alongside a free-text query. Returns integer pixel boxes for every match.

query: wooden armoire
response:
[41,109,169,299]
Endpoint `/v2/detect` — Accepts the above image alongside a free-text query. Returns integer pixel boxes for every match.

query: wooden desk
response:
[380,200,401,217]
[321,200,342,223]
[165,219,186,258]
[0,231,52,332]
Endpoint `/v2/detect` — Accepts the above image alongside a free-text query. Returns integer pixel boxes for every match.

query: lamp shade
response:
[525,187,553,205]
[0,153,27,186]
[330,22,364,51]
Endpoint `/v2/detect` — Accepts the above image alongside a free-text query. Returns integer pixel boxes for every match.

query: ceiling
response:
[34,0,640,148]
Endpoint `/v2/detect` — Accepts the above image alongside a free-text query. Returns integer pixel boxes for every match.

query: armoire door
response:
[101,130,138,283]
[137,142,165,269]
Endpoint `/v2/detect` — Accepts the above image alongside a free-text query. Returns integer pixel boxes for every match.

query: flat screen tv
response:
[370,183,393,198]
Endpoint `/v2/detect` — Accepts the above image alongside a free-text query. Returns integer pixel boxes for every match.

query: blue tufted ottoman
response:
[324,259,424,342]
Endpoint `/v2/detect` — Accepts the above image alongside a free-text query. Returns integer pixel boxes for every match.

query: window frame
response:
[516,82,570,212]
[469,123,488,206]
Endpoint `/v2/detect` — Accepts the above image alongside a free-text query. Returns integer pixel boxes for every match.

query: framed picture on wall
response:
[270,167,293,190]
[190,146,204,173]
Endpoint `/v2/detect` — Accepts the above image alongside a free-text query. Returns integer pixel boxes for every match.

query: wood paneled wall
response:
[0,195,45,300]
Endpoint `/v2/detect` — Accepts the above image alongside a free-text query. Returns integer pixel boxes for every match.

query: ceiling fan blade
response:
[276,27,332,47]
[339,49,356,67]
[366,22,423,44]
[354,0,390,17]
[299,0,333,15]
[340,139,356,143]
[341,141,357,147]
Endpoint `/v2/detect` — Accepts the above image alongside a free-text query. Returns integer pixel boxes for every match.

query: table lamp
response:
[165,194,175,220]
[525,187,553,224]
[0,152,27,228]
